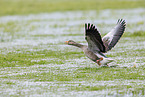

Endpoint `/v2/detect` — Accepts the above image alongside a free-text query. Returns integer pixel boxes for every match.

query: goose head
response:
[65,40,84,48]
[65,40,76,45]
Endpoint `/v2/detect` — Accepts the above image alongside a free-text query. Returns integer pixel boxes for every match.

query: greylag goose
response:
[65,19,126,66]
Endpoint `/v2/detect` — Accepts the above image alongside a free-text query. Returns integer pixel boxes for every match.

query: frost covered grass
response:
[0,8,145,96]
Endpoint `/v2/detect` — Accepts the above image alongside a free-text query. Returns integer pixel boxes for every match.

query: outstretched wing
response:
[102,19,126,51]
[85,23,106,53]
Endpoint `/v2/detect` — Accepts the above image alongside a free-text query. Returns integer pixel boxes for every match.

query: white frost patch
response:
[0,8,145,97]
[0,79,145,97]
[0,8,145,49]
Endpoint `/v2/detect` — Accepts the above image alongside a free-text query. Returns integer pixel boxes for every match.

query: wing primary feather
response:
[102,19,126,51]
[91,24,93,29]
[88,23,90,29]
[93,26,95,29]
[85,23,106,52]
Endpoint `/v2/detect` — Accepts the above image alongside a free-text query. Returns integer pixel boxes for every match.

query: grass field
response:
[0,0,145,16]
[0,0,145,97]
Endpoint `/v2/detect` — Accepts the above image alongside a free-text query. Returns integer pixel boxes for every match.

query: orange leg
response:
[96,57,103,66]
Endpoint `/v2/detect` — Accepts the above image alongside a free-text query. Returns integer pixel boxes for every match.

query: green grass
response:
[0,0,145,16]
[0,48,84,67]
[124,31,145,37]
[0,0,145,96]
[5,67,144,81]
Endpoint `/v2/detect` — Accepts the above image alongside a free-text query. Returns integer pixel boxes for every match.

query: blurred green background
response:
[0,0,145,16]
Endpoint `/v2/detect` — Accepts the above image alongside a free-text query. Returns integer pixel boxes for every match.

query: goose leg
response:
[96,57,103,66]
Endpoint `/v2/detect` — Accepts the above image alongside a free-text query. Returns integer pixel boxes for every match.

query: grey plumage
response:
[66,19,126,66]
[102,19,126,51]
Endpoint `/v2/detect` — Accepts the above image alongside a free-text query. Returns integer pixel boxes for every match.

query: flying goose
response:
[65,19,126,66]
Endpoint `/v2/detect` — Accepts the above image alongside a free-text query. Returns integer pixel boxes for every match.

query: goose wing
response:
[85,23,106,53]
[102,19,126,51]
